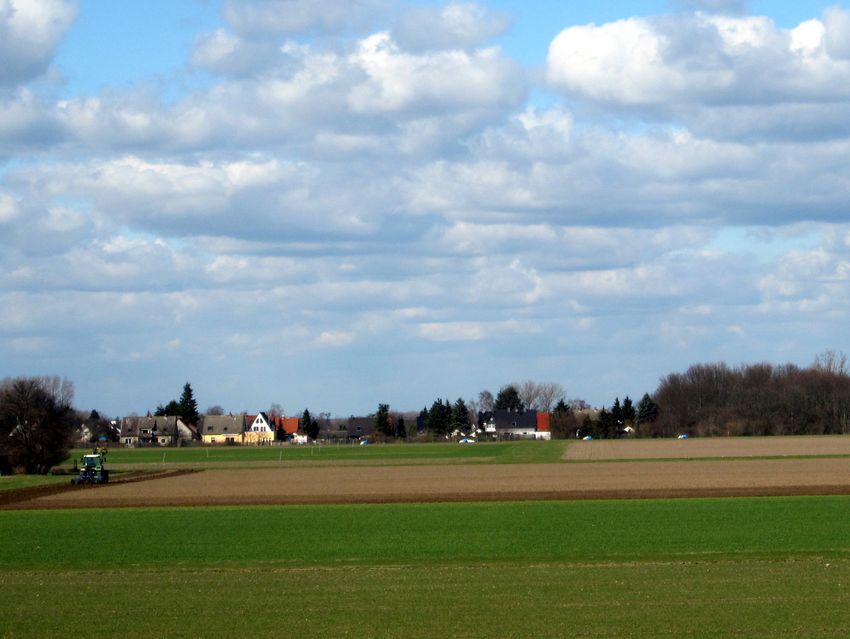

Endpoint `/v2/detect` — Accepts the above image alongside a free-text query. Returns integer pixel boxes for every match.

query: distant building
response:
[201,414,246,445]
[120,415,194,447]
[478,409,551,440]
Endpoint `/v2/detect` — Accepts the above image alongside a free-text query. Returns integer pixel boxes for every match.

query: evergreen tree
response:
[155,399,181,417]
[622,396,636,424]
[178,382,199,425]
[396,415,407,439]
[636,393,659,426]
[495,385,525,412]
[300,408,320,439]
[611,398,624,432]
[451,398,470,433]
[598,407,614,438]
[426,399,451,434]
[375,403,392,437]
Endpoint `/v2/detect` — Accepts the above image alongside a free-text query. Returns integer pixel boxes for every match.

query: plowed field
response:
[563,434,850,460]
[12,456,850,509]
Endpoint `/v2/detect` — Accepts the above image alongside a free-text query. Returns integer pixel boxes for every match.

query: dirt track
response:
[9,457,850,509]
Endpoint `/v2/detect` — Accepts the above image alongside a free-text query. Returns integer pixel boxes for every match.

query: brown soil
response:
[7,457,850,509]
[563,435,850,460]
[0,470,198,508]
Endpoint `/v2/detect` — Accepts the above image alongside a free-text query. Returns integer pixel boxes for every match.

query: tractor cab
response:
[71,447,109,485]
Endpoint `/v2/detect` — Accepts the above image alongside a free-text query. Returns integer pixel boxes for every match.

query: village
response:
[113,408,556,448]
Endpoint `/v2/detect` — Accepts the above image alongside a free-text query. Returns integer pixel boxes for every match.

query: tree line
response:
[648,353,850,437]
[3,352,849,473]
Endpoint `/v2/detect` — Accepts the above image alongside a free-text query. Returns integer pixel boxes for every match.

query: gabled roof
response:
[202,414,246,436]
[480,409,539,430]
[120,415,182,437]
[271,416,299,435]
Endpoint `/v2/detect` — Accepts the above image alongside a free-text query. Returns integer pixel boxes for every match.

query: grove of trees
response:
[0,376,77,474]
[648,356,850,437]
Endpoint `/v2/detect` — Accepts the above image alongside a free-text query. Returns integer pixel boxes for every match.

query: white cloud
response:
[223,0,387,37]
[347,32,524,115]
[0,0,76,86]
[0,192,18,222]
[393,2,510,51]
[4,3,850,415]
[546,12,850,110]
[315,330,355,347]
[824,6,850,59]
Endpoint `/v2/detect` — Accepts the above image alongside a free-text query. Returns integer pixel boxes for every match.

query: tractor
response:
[71,447,109,485]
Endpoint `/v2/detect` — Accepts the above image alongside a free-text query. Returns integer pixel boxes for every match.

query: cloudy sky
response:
[2,0,850,417]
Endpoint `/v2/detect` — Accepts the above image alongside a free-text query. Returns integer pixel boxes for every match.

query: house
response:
[346,416,375,439]
[201,414,246,445]
[120,415,194,447]
[271,416,299,441]
[535,412,552,440]
[479,409,550,440]
[244,412,276,445]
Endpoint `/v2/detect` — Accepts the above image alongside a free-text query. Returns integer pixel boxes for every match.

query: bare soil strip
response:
[563,435,850,461]
[10,457,850,509]
[0,470,198,508]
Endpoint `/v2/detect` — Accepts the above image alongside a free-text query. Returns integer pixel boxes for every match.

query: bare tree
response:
[205,405,225,416]
[0,377,77,474]
[814,350,848,376]
[516,381,538,411]
[267,403,282,418]
[478,390,494,413]
[535,382,566,412]
[515,381,566,412]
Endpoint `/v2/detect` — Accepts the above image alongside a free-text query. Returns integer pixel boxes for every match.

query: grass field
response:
[0,475,70,493]
[65,439,569,467]
[2,496,850,637]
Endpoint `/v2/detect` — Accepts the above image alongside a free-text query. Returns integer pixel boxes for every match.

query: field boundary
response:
[8,483,850,510]
[0,469,199,508]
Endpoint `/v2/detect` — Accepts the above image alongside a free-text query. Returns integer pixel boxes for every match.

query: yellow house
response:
[201,414,245,445]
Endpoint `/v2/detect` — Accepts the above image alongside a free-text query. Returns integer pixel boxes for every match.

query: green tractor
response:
[71,447,109,485]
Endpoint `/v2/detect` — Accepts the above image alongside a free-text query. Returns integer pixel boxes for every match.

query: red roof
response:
[282,417,299,434]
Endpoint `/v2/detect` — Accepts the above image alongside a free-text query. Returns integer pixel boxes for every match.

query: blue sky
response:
[2,0,850,417]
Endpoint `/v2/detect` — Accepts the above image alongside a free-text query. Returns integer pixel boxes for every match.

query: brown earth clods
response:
[563,435,850,460]
[6,456,850,509]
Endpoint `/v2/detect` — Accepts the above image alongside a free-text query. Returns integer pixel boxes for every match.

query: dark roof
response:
[479,409,538,430]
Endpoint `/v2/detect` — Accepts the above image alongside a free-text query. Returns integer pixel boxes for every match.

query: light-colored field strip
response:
[563,435,850,461]
[26,457,850,508]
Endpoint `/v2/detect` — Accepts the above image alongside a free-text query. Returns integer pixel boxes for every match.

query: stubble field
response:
[3,437,850,638]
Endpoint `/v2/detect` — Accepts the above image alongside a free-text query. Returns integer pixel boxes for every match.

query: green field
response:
[65,439,568,467]
[0,475,70,493]
[2,496,850,637]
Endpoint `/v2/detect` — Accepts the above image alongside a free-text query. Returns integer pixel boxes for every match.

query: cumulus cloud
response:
[824,5,850,59]
[393,2,510,51]
[222,0,387,37]
[3,2,850,414]
[0,191,19,222]
[546,12,850,109]
[0,0,76,87]
[671,0,748,14]
[347,32,524,115]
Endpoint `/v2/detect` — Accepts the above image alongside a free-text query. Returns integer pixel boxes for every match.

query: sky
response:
[2,0,850,418]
